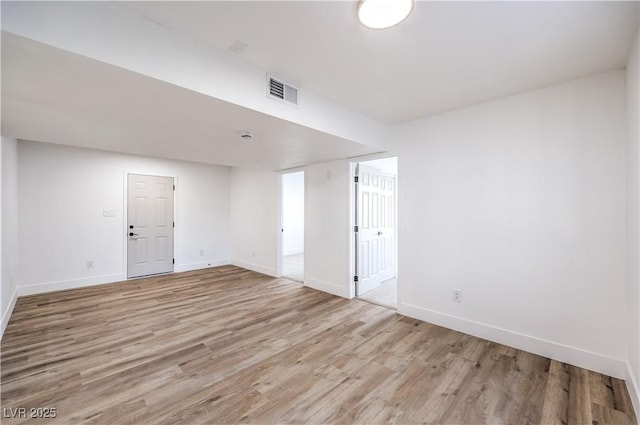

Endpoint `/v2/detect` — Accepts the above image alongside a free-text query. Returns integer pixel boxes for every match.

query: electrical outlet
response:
[200,249,204,256]
[453,289,462,303]
[252,250,256,257]
[87,260,94,269]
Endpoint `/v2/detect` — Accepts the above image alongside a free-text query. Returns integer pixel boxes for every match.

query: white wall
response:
[626,28,640,414]
[282,172,304,256]
[17,141,231,295]
[229,167,279,276]
[305,160,352,298]
[1,137,19,336]
[395,70,628,378]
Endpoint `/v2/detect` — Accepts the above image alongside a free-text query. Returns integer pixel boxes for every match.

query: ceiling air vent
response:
[267,74,298,106]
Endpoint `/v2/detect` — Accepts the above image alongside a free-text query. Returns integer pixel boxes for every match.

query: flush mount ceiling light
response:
[357,0,414,29]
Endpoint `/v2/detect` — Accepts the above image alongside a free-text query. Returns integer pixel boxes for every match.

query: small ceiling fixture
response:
[229,41,248,55]
[240,131,254,139]
[357,0,413,29]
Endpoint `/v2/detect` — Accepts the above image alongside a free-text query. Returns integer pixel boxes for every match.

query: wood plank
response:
[611,377,638,422]
[568,365,593,425]
[590,371,615,409]
[540,360,571,425]
[591,402,636,425]
[1,265,636,425]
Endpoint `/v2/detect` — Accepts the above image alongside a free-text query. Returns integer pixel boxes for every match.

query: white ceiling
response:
[122,1,639,124]
[1,33,380,170]
[1,1,638,170]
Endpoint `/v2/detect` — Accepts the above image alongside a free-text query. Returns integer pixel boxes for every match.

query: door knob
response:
[377,231,383,236]
[129,232,139,237]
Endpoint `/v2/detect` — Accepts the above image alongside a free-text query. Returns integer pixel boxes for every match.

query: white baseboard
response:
[304,276,350,299]
[18,261,232,296]
[231,259,277,277]
[17,273,126,297]
[1,287,18,340]
[174,259,230,273]
[627,363,640,419]
[399,302,628,379]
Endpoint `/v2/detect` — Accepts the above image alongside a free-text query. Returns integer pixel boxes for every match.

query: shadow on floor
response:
[358,278,397,310]
[283,253,303,283]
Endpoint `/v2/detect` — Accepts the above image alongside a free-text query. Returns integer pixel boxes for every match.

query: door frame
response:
[122,171,179,279]
[276,167,305,278]
[348,154,398,299]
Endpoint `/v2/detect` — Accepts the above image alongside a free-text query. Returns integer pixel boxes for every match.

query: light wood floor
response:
[1,266,637,425]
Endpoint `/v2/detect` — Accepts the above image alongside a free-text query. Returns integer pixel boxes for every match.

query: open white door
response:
[356,164,395,295]
[281,171,305,282]
[127,174,174,278]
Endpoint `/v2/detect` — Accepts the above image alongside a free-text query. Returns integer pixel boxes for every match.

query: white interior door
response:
[127,174,174,278]
[357,164,396,295]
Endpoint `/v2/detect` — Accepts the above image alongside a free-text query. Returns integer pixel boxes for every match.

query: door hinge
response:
[354,275,359,282]
[173,258,175,264]
[354,225,358,232]
[354,176,359,183]
[173,221,175,228]
[173,185,175,191]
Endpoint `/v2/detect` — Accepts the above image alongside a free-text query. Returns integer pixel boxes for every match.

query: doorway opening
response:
[353,157,397,309]
[281,171,305,282]
[127,173,175,279]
